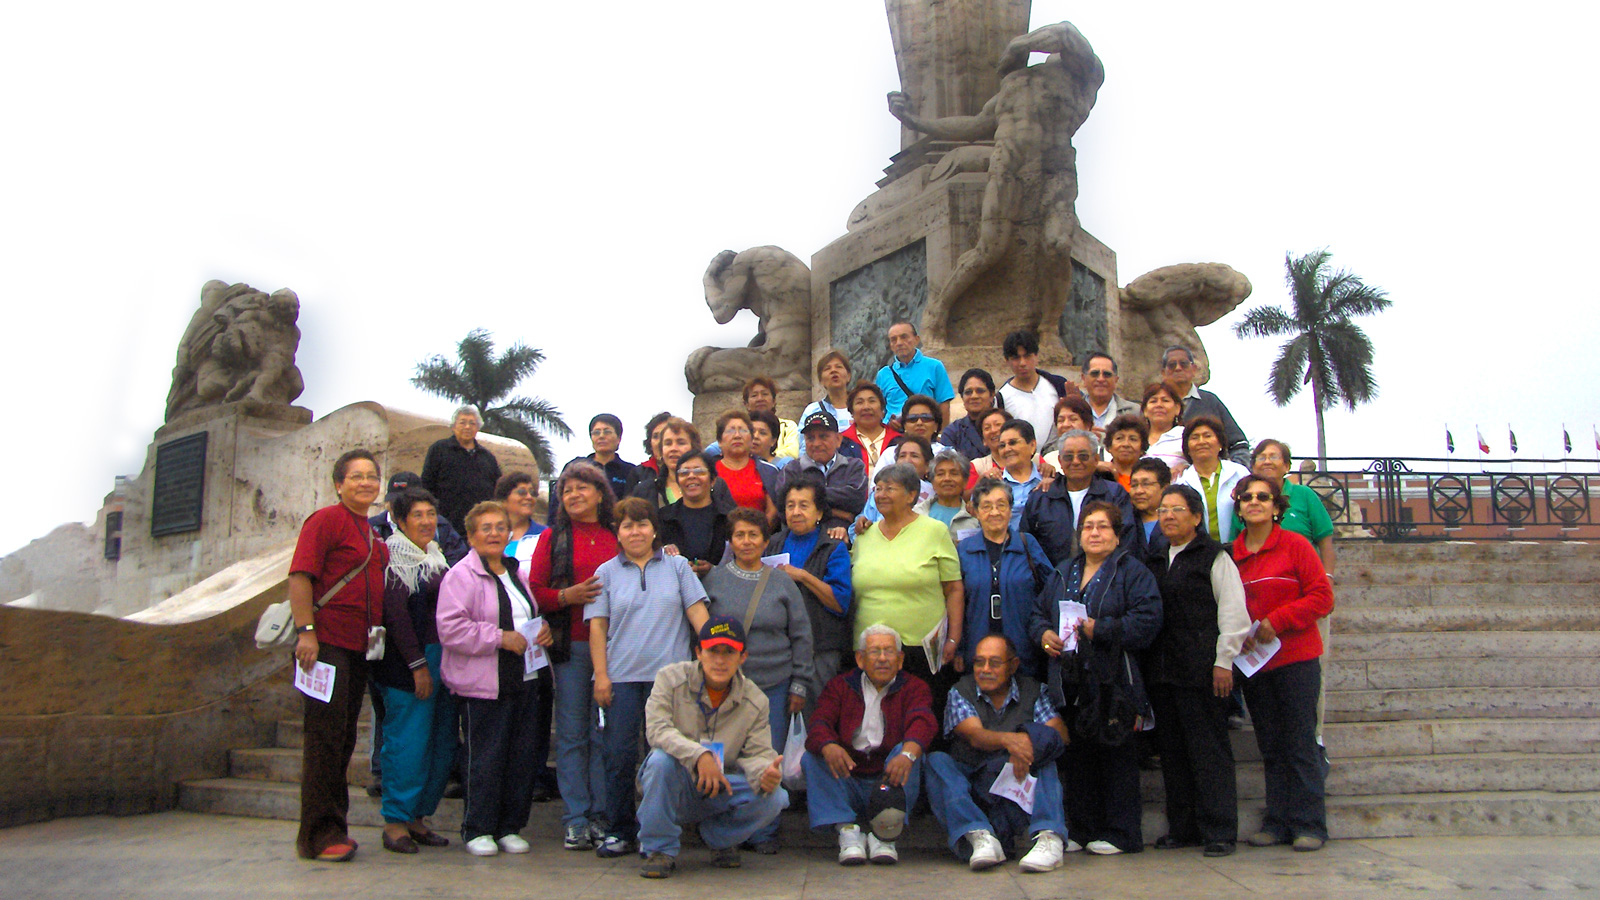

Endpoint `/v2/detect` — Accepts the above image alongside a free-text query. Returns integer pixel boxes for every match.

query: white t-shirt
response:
[853,675,888,752]
[1068,488,1089,525]
[498,570,537,681]
[1000,377,1062,449]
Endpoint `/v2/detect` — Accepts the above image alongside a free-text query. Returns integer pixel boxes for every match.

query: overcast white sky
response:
[3,1,1597,556]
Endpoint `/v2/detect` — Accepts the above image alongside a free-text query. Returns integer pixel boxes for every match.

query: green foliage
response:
[412,329,572,473]
[1233,249,1391,462]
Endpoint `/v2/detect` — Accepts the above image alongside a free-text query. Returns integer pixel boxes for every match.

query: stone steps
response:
[1327,655,1600,690]
[1330,631,1600,660]
[1344,560,1600,585]
[1333,582,1600,608]
[1327,686,1597,722]
[1338,541,1599,565]
[1335,605,1600,634]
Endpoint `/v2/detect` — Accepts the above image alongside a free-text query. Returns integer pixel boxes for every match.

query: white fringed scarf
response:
[386,529,448,593]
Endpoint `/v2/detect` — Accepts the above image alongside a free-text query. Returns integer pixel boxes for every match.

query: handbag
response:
[255,527,374,649]
[781,712,807,791]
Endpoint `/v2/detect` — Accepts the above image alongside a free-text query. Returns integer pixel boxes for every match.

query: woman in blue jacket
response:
[956,478,1054,677]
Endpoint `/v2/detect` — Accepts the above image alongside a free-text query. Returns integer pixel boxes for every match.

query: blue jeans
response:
[601,681,653,841]
[1242,658,1327,841]
[637,749,788,857]
[553,642,608,830]
[748,679,793,843]
[925,752,1067,857]
[800,743,921,830]
[377,644,457,824]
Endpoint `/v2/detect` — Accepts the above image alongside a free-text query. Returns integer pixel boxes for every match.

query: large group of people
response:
[287,323,1339,876]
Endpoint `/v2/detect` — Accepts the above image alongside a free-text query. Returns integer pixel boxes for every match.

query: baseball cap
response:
[698,615,747,652]
[386,471,420,502]
[799,408,840,433]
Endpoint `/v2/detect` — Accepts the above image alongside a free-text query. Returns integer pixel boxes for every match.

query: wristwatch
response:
[295,624,316,634]
[899,749,919,762]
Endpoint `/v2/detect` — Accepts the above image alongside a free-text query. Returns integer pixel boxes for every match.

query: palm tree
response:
[1232,249,1392,467]
[412,329,572,474]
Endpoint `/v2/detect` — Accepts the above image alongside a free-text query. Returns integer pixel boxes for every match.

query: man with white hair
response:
[421,404,503,533]
[802,624,938,866]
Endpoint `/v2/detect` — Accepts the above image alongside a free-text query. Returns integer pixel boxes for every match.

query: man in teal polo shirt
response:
[876,321,956,422]
[1228,440,1335,571]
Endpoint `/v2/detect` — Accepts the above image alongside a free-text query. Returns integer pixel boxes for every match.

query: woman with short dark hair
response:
[714,409,779,519]
[843,381,899,470]
[768,473,854,702]
[1177,416,1251,543]
[955,478,1053,673]
[658,450,735,579]
[1099,413,1150,492]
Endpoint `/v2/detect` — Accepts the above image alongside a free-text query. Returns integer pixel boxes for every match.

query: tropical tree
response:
[412,329,572,474]
[1232,249,1392,466]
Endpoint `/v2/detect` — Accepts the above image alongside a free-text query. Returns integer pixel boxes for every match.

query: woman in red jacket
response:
[1230,475,1334,852]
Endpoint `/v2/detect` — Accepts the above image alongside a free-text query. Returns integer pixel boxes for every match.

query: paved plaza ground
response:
[1,811,1596,899]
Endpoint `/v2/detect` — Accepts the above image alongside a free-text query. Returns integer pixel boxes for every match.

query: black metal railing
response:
[1300,457,1596,541]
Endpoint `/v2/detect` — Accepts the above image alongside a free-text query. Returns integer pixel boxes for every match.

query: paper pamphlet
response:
[760,553,791,568]
[989,766,1037,814]
[1057,600,1087,653]
[954,528,980,544]
[294,661,336,703]
[518,617,550,675]
[920,616,950,670]
[1233,619,1281,678]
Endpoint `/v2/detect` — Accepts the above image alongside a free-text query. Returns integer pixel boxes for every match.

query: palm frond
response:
[484,413,556,474]
[411,356,474,402]
[493,396,573,440]
[1233,305,1298,339]
[1320,319,1378,409]
[414,328,568,474]
[1326,281,1392,320]
[1284,248,1332,325]
[1268,333,1310,406]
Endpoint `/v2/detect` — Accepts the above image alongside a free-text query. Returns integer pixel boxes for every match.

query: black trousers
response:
[1060,714,1144,852]
[900,646,958,742]
[297,644,369,858]
[460,674,548,841]
[1241,659,1327,841]
[1149,683,1237,843]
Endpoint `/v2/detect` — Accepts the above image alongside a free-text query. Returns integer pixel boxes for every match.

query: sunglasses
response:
[1239,491,1274,503]
[1085,369,1115,379]
[903,413,936,423]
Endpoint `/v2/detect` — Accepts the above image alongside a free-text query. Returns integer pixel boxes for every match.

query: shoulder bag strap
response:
[743,566,773,632]
[888,366,914,399]
[315,522,375,611]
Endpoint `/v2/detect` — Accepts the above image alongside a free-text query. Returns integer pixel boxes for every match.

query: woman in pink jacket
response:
[1230,476,1334,852]
[437,500,553,858]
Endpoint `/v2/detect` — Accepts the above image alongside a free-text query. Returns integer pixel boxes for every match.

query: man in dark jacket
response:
[1161,346,1251,467]
[420,405,503,534]
[803,624,937,867]
[1019,430,1135,565]
[924,635,1069,873]
[777,409,867,530]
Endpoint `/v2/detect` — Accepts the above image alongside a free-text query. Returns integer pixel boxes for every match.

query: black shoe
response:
[1204,840,1237,857]
[1153,834,1201,850]
[529,785,555,803]
[365,781,383,798]
[711,846,742,868]
[442,781,464,799]
[740,838,780,855]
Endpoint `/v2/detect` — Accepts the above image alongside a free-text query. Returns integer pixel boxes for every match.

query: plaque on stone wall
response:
[1059,260,1108,367]
[830,240,928,379]
[150,432,208,537]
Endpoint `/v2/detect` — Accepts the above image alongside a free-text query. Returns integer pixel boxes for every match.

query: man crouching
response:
[638,615,787,878]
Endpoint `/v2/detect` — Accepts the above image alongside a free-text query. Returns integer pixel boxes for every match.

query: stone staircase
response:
[180,540,1600,842]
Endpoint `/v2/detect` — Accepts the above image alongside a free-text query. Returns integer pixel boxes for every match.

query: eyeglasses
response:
[976,501,1012,514]
[590,427,617,437]
[1163,358,1193,370]
[1060,451,1095,462]
[1155,506,1190,516]
[1086,369,1115,379]
[961,387,991,397]
[509,487,535,498]
[678,467,710,478]
[475,523,510,535]
[971,656,1011,670]
[343,474,382,483]
[862,648,901,659]
[903,413,936,423]
[1129,479,1161,489]
[1239,491,1275,503]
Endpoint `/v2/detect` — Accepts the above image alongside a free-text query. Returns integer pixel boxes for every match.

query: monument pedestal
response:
[691,390,812,440]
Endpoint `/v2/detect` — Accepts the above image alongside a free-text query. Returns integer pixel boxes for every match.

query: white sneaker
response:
[837,824,867,866]
[966,830,1005,870]
[866,833,898,865]
[1019,832,1065,873]
[497,834,531,854]
[1086,839,1123,856]
[1065,838,1085,853]
[466,835,499,857]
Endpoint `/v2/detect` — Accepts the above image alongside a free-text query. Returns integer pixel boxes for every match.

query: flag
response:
[1476,427,1490,454]
[1508,427,1518,454]
[1565,426,1573,455]
[1445,427,1455,454]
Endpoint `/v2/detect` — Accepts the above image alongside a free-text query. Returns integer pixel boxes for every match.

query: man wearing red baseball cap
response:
[636,614,787,878]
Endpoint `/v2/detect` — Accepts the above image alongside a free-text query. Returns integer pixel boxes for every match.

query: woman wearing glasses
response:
[1141,382,1188,477]
[1230,476,1333,852]
[659,450,736,578]
[1176,416,1251,543]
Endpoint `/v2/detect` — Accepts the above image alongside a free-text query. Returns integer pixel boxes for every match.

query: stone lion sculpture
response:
[165,280,305,421]
[684,246,812,394]
[1119,263,1252,391]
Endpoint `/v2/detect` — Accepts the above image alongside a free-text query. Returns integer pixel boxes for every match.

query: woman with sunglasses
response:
[1230,476,1333,852]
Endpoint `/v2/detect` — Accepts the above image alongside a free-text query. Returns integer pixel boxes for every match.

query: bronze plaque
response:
[151,432,208,537]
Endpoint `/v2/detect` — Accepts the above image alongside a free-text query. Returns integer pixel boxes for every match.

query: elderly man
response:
[1161,346,1251,466]
[803,623,938,866]
[876,320,956,421]
[637,616,787,878]
[420,404,503,534]
[1019,430,1135,565]
[777,409,868,531]
[925,635,1070,873]
[1078,351,1139,434]
[995,419,1044,529]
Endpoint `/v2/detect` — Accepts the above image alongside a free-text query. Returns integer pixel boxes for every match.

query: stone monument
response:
[685,247,814,429]
[166,280,310,426]
[684,2,1248,421]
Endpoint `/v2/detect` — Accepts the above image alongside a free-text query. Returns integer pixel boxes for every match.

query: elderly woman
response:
[968,407,1012,480]
[843,381,900,470]
[587,497,712,857]
[714,410,779,518]
[526,462,619,850]
[704,507,815,853]
[1232,476,1334,852]
[1177,416,1252,543]
[1142,382,1187,475]
[437,500,555,857]
[1099,413,1150,492]
[767,472,854,703]
[629,417,701,508]
[289,449,391,862]
[659,450,736,578]
[1146,485,1251,858]
[956,478,1054,675]
[919,448,981,541]
[374,488,455,854]
[1030,501,1162,856]
[852,463,964,696]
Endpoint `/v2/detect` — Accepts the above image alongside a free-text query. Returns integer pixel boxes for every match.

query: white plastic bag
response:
[781,712,807,792]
